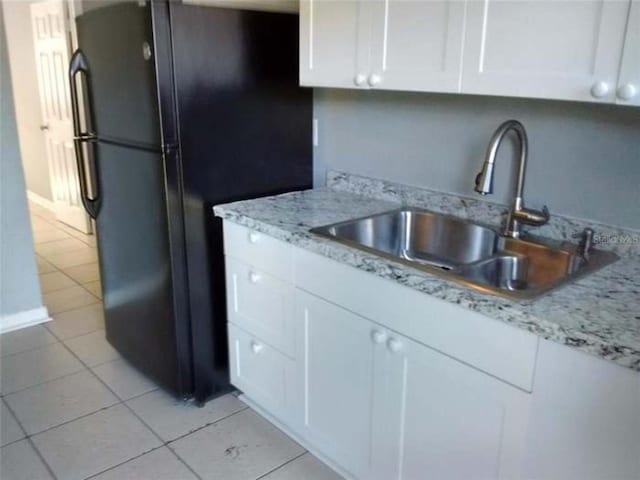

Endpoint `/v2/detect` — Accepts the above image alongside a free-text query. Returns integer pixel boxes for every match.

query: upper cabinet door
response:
[462,0,631,103]
[300,0,371,88]
[368,0,466,92]
[617,0,640,105]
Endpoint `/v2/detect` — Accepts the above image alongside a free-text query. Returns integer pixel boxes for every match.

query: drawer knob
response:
[387,338,403,353]
[590,81,609,99]
[250,341,263,354]
[354,73,367,86]
[617,83,637,101]
[249,271,261,283]
[248,232,260,243]
[368,73,382,87]
[371,329,387,344]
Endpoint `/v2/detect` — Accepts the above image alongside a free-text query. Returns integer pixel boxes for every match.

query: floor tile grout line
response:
[39,273,90,296]
[9,401,121,440]
[163,442,205,480]
[45,323,94,343]
[2,366,89,401]
[2,394,60,480]
[81,444,168,480]
[255,450,309,480]
[25,435,61,480]
[44,258,99,271]
[36,245,98,259]
[0,340,61,361]
[45,299,102,318]
[1,397,28,443]
[163,405,251,446]
[110,385,160,403]
[48,337,204,480]
[29,207,94,240]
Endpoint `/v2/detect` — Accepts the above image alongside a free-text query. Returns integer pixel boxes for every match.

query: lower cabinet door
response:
[371,333,531,480]
[228,323,296,425]
[294,290,377,479]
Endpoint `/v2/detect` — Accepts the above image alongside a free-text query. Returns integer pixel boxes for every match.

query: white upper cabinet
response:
[617,0,640,105]
[301,0,639,105]
[300,0,370,88]
[368,0,466,92]
[461,0,630,103]
[300,0,466,91]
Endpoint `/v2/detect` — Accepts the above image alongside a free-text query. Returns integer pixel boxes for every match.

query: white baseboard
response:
[0,306,51,334]
[26,190,55,212]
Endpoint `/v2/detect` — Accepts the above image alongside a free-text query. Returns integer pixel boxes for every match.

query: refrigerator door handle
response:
[69,49,101,219]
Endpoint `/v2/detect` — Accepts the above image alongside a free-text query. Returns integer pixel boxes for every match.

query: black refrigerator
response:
[69,0,312,403]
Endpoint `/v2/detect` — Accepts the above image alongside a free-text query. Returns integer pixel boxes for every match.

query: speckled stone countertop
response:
[214,171,640,372]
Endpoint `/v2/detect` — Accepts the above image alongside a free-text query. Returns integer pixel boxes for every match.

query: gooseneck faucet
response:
[475,120,549,238]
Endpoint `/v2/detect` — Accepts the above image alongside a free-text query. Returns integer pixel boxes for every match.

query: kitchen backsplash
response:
[313,89,640,230]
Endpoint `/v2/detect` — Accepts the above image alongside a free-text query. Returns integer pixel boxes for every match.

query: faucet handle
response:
[541,205,550,223]
[577,227,595,259]
[512,205,550,227]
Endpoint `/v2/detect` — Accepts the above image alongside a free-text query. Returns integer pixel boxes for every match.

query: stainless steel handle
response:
[69,49,100,219]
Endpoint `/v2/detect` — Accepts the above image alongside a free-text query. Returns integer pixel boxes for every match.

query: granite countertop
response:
[214,172,640,372]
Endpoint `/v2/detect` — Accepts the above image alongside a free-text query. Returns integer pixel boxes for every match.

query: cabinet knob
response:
[250,341,263,354]
[248,231,260,243]
[617,83,637,101]
[590,81,610,99]
[371,329,387,344]
[387,338,403,353]
[354,73,367,86]
[249,271,261,283]
[368,73,382,87]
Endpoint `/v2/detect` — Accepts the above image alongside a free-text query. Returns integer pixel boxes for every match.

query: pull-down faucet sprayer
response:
[475,120,549,238]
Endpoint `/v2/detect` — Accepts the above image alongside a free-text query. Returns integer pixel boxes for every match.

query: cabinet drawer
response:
[225,256,294,357]
[223,221,293,282]
[228,323,295,421]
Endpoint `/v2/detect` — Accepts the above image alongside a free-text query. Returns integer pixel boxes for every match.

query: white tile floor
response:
[0,204,342,480]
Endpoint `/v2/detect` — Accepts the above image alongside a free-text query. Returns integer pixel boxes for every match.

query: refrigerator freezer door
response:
[75,2,161,147]
[94,141,192,395]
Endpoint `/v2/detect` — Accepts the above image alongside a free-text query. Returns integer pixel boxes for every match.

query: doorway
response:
[30,0,91,234]
[2,0,102,319]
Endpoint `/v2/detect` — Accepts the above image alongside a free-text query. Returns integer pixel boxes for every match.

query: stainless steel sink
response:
[311,208,618,300]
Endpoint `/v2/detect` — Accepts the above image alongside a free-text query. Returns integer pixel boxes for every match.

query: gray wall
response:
[1,7,44,318]
[2,0,53,201]
[313,90,640,230]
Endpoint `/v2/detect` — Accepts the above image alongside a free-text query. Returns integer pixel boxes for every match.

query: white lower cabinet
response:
[370,331,530,480]
[222,221,640,480]
[293,290,376,479]
[293,289,530,480]
[228,323,296,423]
[521,339,640,480]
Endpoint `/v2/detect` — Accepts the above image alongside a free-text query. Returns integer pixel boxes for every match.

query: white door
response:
[294,290,376,479]
[368,0,466,92]
[371,332,531,480]
[462,0,631,103]
[300,0,371,88]
[616,0,640,106]
[31,0,91,233]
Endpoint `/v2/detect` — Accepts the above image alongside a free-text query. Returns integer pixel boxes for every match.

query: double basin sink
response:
[311,208,617,300]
